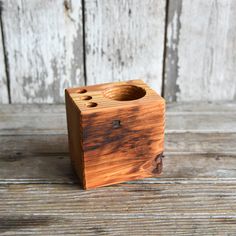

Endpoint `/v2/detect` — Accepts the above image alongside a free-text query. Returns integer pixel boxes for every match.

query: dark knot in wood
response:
[152,152,163,175]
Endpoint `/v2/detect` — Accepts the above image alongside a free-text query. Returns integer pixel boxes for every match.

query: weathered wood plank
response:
[1,103,236,135]
[0,103,235,182]
[2,112,235,135]
[1,182,236,235]
[163,0,182,102]
[1,102,236,113]
[1,150,236,184]
[0,0,84,103]
[1,132,236,183]
[0,103,235,235]
[165,0,236,101]
[0,13,8,104]
[166,101,236,112]
[85,0,166,93]
[1,132,236,157]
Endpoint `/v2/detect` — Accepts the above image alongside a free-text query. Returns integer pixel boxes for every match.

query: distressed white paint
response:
[1,0,84,103]
[176,0,236,101]
[85,0,166,94]
[2,0,235,103]
[0,22,8,103]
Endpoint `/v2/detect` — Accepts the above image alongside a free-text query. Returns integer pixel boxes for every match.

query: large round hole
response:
[103,85,146,101]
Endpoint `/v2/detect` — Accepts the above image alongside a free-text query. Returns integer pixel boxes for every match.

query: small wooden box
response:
[65,80,165,189]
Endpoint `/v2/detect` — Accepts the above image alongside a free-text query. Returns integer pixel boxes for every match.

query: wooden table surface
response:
[0,102,236,235]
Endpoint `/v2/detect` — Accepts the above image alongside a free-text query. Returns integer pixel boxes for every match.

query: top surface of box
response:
[65,80,164,113]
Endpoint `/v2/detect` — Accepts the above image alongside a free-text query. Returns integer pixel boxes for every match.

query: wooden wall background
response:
[0,0,235,104]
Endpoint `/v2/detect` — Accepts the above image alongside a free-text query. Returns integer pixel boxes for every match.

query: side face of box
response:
[82,101,165,189]
[65,91,85,188]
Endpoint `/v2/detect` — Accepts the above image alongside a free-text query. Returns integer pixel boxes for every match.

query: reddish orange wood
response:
[65,80,165,189]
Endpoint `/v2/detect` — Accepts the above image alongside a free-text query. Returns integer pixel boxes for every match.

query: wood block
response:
[65,80,165,189]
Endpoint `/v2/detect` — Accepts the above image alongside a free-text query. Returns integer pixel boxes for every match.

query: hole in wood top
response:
[77,89,87,94]
[103,85,146,101]
[81,95,92,100]
[86,102,97,107]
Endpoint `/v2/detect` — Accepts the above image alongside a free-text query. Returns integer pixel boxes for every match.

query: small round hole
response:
[86,102,97,108]
[77,88,87,94]
[81,95,92,100]
[103,85,146,101]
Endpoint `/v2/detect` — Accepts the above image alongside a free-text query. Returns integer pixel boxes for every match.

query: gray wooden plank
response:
[166,101,236,112]
[0,0,84,103]
[1,150,236,184]
[163,0,182,102]
[1,182,236,235]
[0,13,8,104]
[1,102,236,113]
[165,0,236,101]
[0,103,235,235]
[1,132,236,157]
[2,112,235,135]
[166,132,236,154]
[0,103,235,183]
[85,0,166,94]
[1,103,236,135]
[1,132,236,183]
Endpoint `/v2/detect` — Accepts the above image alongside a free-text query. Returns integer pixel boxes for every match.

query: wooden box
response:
[65,80,165,189]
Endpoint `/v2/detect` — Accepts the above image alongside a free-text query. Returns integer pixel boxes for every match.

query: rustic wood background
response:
[0,0,235,104]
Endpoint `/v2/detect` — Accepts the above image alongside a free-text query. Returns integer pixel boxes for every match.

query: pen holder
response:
[65,80,165,189]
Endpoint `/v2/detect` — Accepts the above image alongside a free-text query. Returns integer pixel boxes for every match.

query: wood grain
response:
[1,102,236,135]
[0,14,8,104]
[165,0,236,101]
[1,150,236,184]
[1,182,236,235]
[65,88,85,187]
[84,0,166,93]
[0,102,236,235]
[1,0,236,104]
[65,80,165,189]
[163,0,182,102]
[0,0,84,103]
[1,132,236,159]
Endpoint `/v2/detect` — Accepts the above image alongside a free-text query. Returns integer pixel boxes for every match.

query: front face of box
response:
[82,103,164,189]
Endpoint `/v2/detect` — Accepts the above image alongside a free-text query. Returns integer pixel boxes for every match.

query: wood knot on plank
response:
[63,0,75,22]
[64,0,71,11]
[152,153,163,175]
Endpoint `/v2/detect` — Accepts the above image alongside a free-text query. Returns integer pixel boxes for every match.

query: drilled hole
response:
[77,88,87,94]
[86,102,97,107]
[81,95,92,100]
[103,85,146,101]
